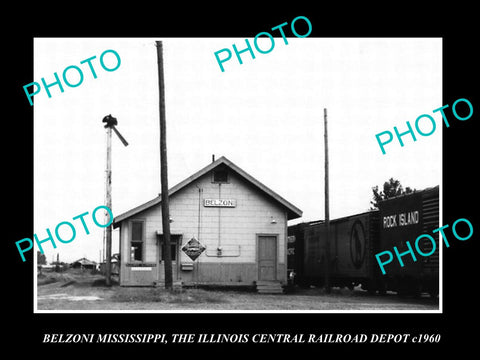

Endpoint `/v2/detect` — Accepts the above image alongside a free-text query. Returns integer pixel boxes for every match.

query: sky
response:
[33,37,442,263]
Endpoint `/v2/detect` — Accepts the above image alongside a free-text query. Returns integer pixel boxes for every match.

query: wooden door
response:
[157,235,181,282]
[258,235,277,281]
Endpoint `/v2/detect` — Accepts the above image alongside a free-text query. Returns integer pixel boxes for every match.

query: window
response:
[130,221,144,261]
[213,167,228,183]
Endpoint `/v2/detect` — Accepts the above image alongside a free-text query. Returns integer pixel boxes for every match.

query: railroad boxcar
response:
[377,186,439,296]
[291,186,439,296]
[287,221,322,285]
[295,211,380,289]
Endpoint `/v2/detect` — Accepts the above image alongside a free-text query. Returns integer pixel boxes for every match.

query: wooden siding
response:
[119,169,288,285]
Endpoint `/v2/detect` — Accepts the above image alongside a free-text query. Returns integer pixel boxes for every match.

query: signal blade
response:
[112,126,129,146]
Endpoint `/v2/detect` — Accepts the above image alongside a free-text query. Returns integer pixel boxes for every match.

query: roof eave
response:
[113,156,303,227]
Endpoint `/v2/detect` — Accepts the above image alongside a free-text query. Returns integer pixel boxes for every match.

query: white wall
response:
[135,170,287,265]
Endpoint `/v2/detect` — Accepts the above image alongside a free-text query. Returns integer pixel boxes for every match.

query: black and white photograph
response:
[7,6,478,354]
[32,37,442,312]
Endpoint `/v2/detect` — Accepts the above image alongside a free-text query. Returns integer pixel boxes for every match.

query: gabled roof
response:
[113,156,302,227]
[71,257,97,265]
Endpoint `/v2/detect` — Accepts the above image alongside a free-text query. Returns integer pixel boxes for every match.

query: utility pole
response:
[105,125,112,285]
[102,114,128,286]
[156,41,173,290]
[324,108,331,293]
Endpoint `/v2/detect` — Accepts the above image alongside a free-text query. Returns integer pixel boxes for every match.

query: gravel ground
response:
[36,270,439,312]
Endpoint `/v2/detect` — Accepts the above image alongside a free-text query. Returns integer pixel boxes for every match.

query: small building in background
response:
[71,257,97,271]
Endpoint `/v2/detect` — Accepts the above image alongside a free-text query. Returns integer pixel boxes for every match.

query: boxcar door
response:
[258,235,277,281]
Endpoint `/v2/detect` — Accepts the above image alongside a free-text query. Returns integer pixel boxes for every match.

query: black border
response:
[6,5,479,354]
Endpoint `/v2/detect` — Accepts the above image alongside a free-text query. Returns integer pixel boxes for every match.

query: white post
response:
[105,126,112,286]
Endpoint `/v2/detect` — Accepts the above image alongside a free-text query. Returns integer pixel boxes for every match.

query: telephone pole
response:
[324,108,331,293]
[156,41,173,290]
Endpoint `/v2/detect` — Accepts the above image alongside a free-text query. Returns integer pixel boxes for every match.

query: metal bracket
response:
[204,245,241,257]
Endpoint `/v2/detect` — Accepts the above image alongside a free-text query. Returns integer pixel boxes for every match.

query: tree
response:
[370,178,415,209]
[37,251,46,265]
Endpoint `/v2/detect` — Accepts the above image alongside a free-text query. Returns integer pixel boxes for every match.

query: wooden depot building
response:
[113,156,302,291]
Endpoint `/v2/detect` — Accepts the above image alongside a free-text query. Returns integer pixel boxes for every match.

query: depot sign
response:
[181,237,206,261]
[203,199,236,207]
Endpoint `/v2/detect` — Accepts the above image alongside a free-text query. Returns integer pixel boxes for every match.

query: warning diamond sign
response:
[181,237,206,261]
